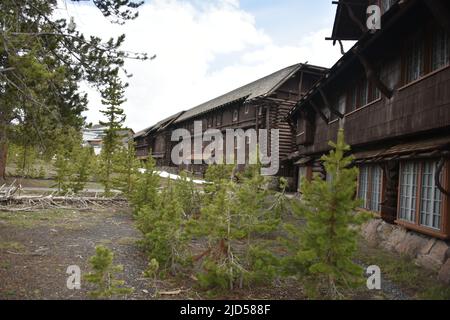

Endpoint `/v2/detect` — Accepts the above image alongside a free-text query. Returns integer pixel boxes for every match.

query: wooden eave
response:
[287,0,420,122]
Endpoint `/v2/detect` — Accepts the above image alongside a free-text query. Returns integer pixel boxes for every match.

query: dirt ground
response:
[0,208,308,300]
[0,207,446,300]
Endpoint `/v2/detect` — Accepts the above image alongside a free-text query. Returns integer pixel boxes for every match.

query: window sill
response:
[398,64,450,92]
[345,98,383,118]
[394,219,449,240]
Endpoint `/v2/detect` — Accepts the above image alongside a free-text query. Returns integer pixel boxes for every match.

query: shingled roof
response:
[134,111,185,139]
[174,63,326,123]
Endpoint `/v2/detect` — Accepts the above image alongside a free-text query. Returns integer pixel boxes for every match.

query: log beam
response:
[309,100,329,124]
[318,88,344,119]
[352,47,394,99]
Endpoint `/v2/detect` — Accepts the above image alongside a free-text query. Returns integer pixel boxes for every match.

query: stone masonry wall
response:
[361,219,450,284]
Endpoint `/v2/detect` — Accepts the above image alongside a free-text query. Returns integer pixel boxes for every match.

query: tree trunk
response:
[0,119,8,182]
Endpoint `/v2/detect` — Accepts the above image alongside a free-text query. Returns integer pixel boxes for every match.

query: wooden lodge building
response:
[288,0,450,239]
[134,63,327,180]
[134,0,450,241]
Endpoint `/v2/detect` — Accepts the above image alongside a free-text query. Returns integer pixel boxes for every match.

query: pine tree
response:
[283,129,368,299]
[69,145,94,194]
[136,181,190,274]
[0,0,148,183]
[14,144,37,178]
[188,164,279,291]
[113,139,141,197]
[53,147,71,193]
[173,170,201,217]
[129,156,160,213]
[85,245,133,298]
[98,76,127,196]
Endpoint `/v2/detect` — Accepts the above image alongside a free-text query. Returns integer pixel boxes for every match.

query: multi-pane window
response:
[432,28,450,72]
[403,25,449,85]
[399,162,419,222]
[404,38,424,83]
[359,79,369,107]
[348,87,358,112]
[233,110,238,122]
[358,165,383,212]
[398,160,444,231]
[420,162,443,229]
[347,79,381,113]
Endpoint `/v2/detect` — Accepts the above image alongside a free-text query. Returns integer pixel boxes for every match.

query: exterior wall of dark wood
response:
[290,1,450,239]
[146,68,324,182]
[297,66,450,156]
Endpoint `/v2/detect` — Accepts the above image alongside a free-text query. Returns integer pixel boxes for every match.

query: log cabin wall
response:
[149,64,326,183]
[290,0,450,239]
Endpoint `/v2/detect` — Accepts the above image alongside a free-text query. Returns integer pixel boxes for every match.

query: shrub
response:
[84,245,133,298]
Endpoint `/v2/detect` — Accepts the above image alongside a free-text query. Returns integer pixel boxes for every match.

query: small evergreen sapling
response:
[173,170,201,217]
[130,156,160,213]
[189,164,279,291]
[85,245,133,298]
[69,145,94,194]
[113,139,141,197]
[284,129,368,299]
[136,183,190,274]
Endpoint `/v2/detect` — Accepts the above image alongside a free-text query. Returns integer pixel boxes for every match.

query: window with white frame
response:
[398,160,444,230]
[399,162,419,223]
[420,161,443,229]
[358,166,369,208]
[358,165,383,212]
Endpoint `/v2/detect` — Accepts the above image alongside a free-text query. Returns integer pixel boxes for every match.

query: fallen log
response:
[0,194,128,212]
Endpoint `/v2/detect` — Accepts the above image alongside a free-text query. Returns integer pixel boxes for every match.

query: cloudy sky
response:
[57,0,352,132]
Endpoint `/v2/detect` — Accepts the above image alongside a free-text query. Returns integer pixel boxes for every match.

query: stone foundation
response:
[361,218,450,284]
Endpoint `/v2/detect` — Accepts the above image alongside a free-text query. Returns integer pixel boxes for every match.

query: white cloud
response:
[58,0,348,132]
